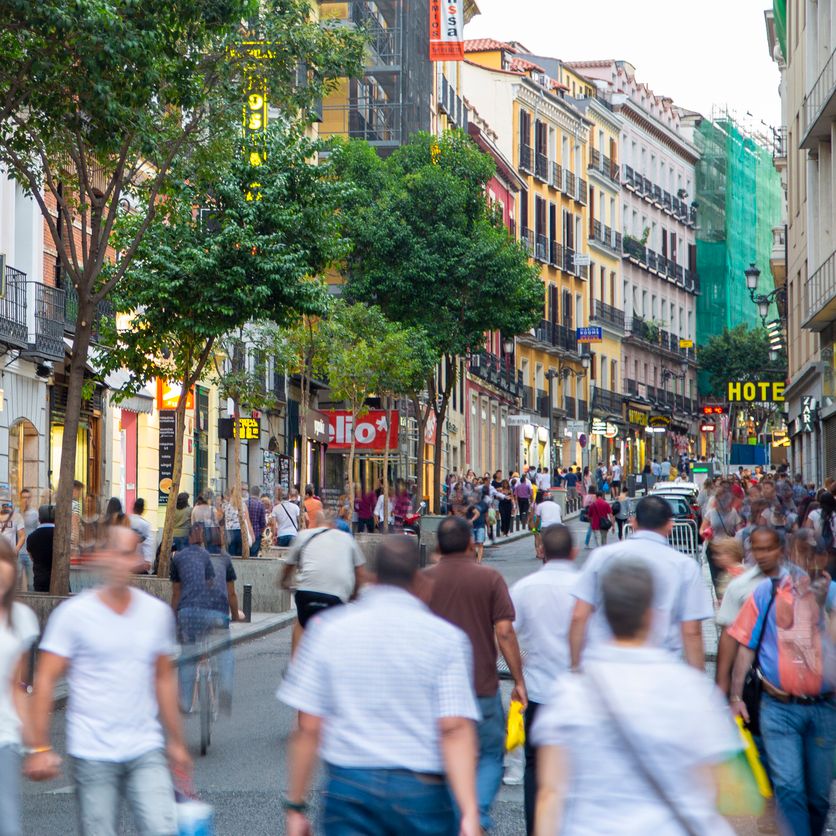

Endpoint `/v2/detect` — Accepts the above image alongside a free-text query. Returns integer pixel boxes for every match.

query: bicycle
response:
[194,640,219,757]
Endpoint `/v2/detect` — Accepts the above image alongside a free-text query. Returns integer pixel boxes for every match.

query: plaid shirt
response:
[246,495,267,542]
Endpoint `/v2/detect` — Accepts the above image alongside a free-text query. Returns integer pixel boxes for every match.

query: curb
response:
[484,510,583,548]
[52,611,296,707]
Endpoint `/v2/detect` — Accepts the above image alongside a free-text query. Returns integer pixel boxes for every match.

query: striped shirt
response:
[278,585,480,773]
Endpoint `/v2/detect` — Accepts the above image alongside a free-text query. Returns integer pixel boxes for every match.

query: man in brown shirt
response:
[423,516,527,832]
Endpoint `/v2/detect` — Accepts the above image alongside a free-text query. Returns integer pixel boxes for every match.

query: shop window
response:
[9,419,39,500]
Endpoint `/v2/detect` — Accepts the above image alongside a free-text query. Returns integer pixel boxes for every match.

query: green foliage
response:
[97,124,343,395]
[333,130,543,360]
[698,324,787,398]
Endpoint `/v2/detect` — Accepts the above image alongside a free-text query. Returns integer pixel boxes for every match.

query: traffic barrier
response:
[623,519,699,560]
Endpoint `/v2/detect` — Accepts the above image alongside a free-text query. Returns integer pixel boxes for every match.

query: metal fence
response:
[622,519,699,560]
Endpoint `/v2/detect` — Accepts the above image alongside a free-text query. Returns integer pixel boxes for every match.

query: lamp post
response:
[744,262,787,327]
[546,353,591,473]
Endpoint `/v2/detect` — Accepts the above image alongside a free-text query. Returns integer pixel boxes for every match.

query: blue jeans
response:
[226,529,242,556]
[323,764,455,835]
[71,749,176,836]
[17,552,32,592]
[760,694,836,836]
[476,692,505,831]
[172,536,188,553]
[177,608,233,711]
[277,534,295,547]
[0,746,21,836]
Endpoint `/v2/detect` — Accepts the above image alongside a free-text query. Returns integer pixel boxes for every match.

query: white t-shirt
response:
[572,530,713,656]
[128,514,155,568]
[536,500,563,528]
[611,464,622,482]
[0,602,39,747]
[536,472,551,492]
[532,645,739,836]
[39,588,177,761]
[285,528,366,602]
[0,513,23,551]
[272,501,300,538]
[374,495,394,525]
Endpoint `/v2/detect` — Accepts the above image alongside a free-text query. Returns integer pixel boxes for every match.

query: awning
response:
[103,368,154,414]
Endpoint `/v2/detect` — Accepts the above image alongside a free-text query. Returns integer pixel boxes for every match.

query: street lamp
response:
[743,262,787,327]
[502,336,514,355]
[662,361,688,413]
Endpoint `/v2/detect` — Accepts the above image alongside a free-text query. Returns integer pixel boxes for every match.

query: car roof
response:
[651,482,698,492]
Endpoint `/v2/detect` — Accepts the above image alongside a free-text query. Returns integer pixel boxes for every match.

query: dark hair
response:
[602,558,654,638]
[73,480,83,490]
[38,504,55,524]
[820,492,836,519]
[176,492,190,510]
[437,516,473,555]
[596,491,604,499]
[749,525,782,548]
[105,497,123,518]
[133,497,145,515]
[375,536,420,587]
[541,524,573,560]
[634,495,673,531]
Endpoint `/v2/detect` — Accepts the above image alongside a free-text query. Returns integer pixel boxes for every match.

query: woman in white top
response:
[222,487,243,556]
[534,558,740,836]
[0,537,39,834]
[272,488,301,547]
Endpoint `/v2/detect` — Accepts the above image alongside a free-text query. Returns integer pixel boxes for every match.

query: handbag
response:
[599,516,613,531]
[580,507,589,523]
[740,579,778,736]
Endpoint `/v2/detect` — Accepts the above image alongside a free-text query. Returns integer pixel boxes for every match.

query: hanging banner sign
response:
[576,326,603,343]
[429,0,464,61]
[158,410,176,505]
[327,410,400,450]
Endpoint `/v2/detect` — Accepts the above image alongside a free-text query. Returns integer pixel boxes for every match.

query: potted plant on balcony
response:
[645,318,662,344]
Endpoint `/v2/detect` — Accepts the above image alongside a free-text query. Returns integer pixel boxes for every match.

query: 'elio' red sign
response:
[327,410,399,450]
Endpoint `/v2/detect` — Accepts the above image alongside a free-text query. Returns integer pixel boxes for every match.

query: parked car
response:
[662,494,699,524]
[651,481,701,523]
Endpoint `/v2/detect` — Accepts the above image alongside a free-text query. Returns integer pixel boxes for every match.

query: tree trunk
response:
[382,397,393,534]
[156,393,188,578]
[232,397,251,558]
[347,405,358,527]
[51,313,94,595]
[299,368,309,498]
[431,356,455,514]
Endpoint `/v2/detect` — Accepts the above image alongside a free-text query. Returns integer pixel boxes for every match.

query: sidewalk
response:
[53,610,296,705]
[484,508,581,549]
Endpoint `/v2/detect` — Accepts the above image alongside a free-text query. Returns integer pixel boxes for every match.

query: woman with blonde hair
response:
[223,486,243,556]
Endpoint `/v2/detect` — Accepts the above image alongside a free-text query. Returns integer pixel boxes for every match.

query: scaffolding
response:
[694,112,783,357]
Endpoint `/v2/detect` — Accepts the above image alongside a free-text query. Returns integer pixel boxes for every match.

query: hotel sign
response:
[726,381,785,403]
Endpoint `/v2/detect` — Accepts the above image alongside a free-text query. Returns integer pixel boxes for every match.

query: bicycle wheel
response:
[199,670,211,756]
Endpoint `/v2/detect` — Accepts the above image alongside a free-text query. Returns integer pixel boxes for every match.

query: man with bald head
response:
[27,525,190,836]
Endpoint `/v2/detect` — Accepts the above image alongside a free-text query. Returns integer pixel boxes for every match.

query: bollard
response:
[419,543,428,568]
[243,583,252,623]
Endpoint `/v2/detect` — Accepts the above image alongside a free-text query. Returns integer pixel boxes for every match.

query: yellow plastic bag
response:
[505,700,525,752]
[735,716,772,799]
[716,717,772,818]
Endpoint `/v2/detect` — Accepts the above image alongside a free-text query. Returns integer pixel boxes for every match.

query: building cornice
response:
[616,99,699,163]
[585,97,624,133]
[515,81,591,139]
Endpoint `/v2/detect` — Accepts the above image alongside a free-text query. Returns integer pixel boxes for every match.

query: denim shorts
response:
[473,527,486,544]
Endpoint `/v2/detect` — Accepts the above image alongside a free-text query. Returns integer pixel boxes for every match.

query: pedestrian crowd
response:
[2,460,836,835]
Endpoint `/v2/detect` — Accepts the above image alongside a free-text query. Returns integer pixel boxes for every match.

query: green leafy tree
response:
[334,131,543,510]
[699,324,788,441]
[97,124,347,574]
[0,0,364,592]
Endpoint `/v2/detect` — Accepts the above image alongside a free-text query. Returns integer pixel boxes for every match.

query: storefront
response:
[2,364,49,501]
[623,401,650,476]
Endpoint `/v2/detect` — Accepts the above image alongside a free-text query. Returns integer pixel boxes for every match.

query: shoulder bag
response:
[585,667,703,836]
[278,501,298,532]
[740,579,778,737]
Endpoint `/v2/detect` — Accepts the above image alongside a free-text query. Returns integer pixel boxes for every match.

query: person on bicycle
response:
[171,524,243,714]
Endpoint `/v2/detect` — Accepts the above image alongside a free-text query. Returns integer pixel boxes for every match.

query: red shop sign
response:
[327,410,400,450]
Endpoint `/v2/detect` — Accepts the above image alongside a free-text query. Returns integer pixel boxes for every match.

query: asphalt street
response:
[20,526,836,834]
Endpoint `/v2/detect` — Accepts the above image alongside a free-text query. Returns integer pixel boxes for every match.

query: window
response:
[611,360,617,391]
[535,363,544,391]
[661,300,667,327]
[651,294,657,319]
[601,356,608,388]
[519,109,532,152]
[600,266,606,302]
[562,289,573,327]
[520,187,529,231]
[611,272,617,306]
[575,294,583,330]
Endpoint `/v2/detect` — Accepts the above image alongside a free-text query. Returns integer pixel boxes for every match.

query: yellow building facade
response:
[463,45,593,471]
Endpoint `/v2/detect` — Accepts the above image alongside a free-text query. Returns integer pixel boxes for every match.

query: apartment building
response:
[571,60,700,473]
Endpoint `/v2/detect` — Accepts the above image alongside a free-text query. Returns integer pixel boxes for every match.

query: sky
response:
[464,0,782,130]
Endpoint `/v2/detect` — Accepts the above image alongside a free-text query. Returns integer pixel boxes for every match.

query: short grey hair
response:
[601,558,654,639]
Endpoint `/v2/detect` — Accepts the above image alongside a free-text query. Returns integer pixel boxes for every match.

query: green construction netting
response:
[695,117,782,396]
[774,0,787,63]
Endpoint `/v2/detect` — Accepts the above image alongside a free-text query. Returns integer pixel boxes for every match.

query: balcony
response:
[802,48,836,148]
[622,237,699,294]
[0,265,29,349]
[520,318,579,354]
[468,350,523,398]
[590,219,620,253]
[589,148,619,184]
[535,233,549,263]
[320,99,402,147]
[772,225,787,283]
[624,378,640,397]
[29,283,65,360]
[591,300,625,331]
[577,400,589,421]
[520,227,534,255]
[564,170,576,199]
[592,387,623,415]
[621,165,697,227]
[534,151,549,182]
[438,73,469,131]
[804,248,836,330]
[562,247,575,275]
[536,388,550,418]
[625,316,691,361]
[520,144,533,174]
[576,177,588,205]
[564,395,576,417]
[351,1,400,68]
[64,284,115,343]
[550,240,563,268]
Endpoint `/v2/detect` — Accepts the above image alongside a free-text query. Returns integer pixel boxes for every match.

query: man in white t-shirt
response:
[0,495,24,557]
[128,497,155,573]
[569,495,713,670]
[535,468,551,493]
[271,487,301,547]
[610,460,623,493]
[26,526,190,835]
[532,494,562,559]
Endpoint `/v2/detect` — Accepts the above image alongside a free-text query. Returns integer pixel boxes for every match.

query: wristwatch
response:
[282,797,308,814]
